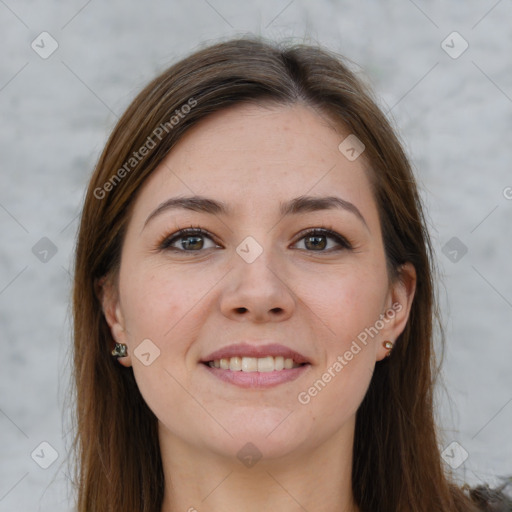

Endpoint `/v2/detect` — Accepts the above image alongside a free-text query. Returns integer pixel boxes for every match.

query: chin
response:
[206,407,311,459]
[205,434,305,465]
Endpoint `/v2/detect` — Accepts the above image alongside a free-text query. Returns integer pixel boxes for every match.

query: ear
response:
[96,275,132,367]
[376,262,417,361]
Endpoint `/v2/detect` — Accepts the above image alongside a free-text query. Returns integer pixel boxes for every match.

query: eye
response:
[159,228,220,252]
[159,227,352,253]
[293,228,352,252]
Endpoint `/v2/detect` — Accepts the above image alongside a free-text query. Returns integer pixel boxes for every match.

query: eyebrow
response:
[143,194,369,230]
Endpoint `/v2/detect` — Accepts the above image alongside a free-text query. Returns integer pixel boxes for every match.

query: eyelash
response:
[158,226,353,253]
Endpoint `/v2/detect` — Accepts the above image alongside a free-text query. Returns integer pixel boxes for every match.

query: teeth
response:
[257,356,274,372]
[242,357,258,372]
[229,356,242,371]
[208,356,301,372]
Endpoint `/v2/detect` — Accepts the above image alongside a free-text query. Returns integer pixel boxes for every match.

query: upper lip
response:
[201,343,310,365]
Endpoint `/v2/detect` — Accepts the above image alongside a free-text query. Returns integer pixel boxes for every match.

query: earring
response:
[383,340,393,357]
[112,343,128,358]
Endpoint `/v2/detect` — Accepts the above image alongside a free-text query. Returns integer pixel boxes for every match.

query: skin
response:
[101,102,416,512]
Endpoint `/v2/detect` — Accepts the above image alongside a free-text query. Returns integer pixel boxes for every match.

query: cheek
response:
[291,265,385,416]
[119,263,206,344]
[295,263,388,344]
[117,266,213,438]
[296,316,377,441]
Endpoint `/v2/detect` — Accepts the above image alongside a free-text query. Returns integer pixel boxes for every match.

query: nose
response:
[219,251,296,323]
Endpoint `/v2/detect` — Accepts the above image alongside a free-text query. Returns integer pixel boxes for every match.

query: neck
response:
[159,418,359,512]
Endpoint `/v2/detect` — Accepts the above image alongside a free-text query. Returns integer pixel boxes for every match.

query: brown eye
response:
[179,235,204,250]
[294,229,352,252]
[160,228,219,252]
[304,234,327,250]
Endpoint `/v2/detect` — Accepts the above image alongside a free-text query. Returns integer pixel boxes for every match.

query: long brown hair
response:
[72,35,498,511]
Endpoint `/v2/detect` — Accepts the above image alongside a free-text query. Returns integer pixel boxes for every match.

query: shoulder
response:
[465,481,512,511]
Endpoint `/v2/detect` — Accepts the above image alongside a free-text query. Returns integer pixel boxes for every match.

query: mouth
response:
[203,355,305,372]
[200,343,311,388]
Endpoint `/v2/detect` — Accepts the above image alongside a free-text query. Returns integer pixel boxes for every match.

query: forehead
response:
[132,102,377,221]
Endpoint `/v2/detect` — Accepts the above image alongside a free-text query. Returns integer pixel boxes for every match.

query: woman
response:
[71,36,511,511]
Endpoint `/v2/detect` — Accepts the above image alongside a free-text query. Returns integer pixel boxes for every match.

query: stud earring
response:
[111,343,128,358]
[383,340,393,357]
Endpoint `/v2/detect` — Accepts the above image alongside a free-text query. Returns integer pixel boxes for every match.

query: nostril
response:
[235,307,248,314]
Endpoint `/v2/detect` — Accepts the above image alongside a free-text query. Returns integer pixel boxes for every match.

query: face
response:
[102,103,415,462]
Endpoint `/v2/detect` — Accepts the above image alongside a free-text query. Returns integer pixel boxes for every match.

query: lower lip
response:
[201,363,310,388]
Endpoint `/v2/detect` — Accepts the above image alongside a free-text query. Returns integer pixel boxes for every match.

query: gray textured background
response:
[1,1,511,510]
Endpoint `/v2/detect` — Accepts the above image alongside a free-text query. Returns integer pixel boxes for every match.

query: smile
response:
[206,355,303,372]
